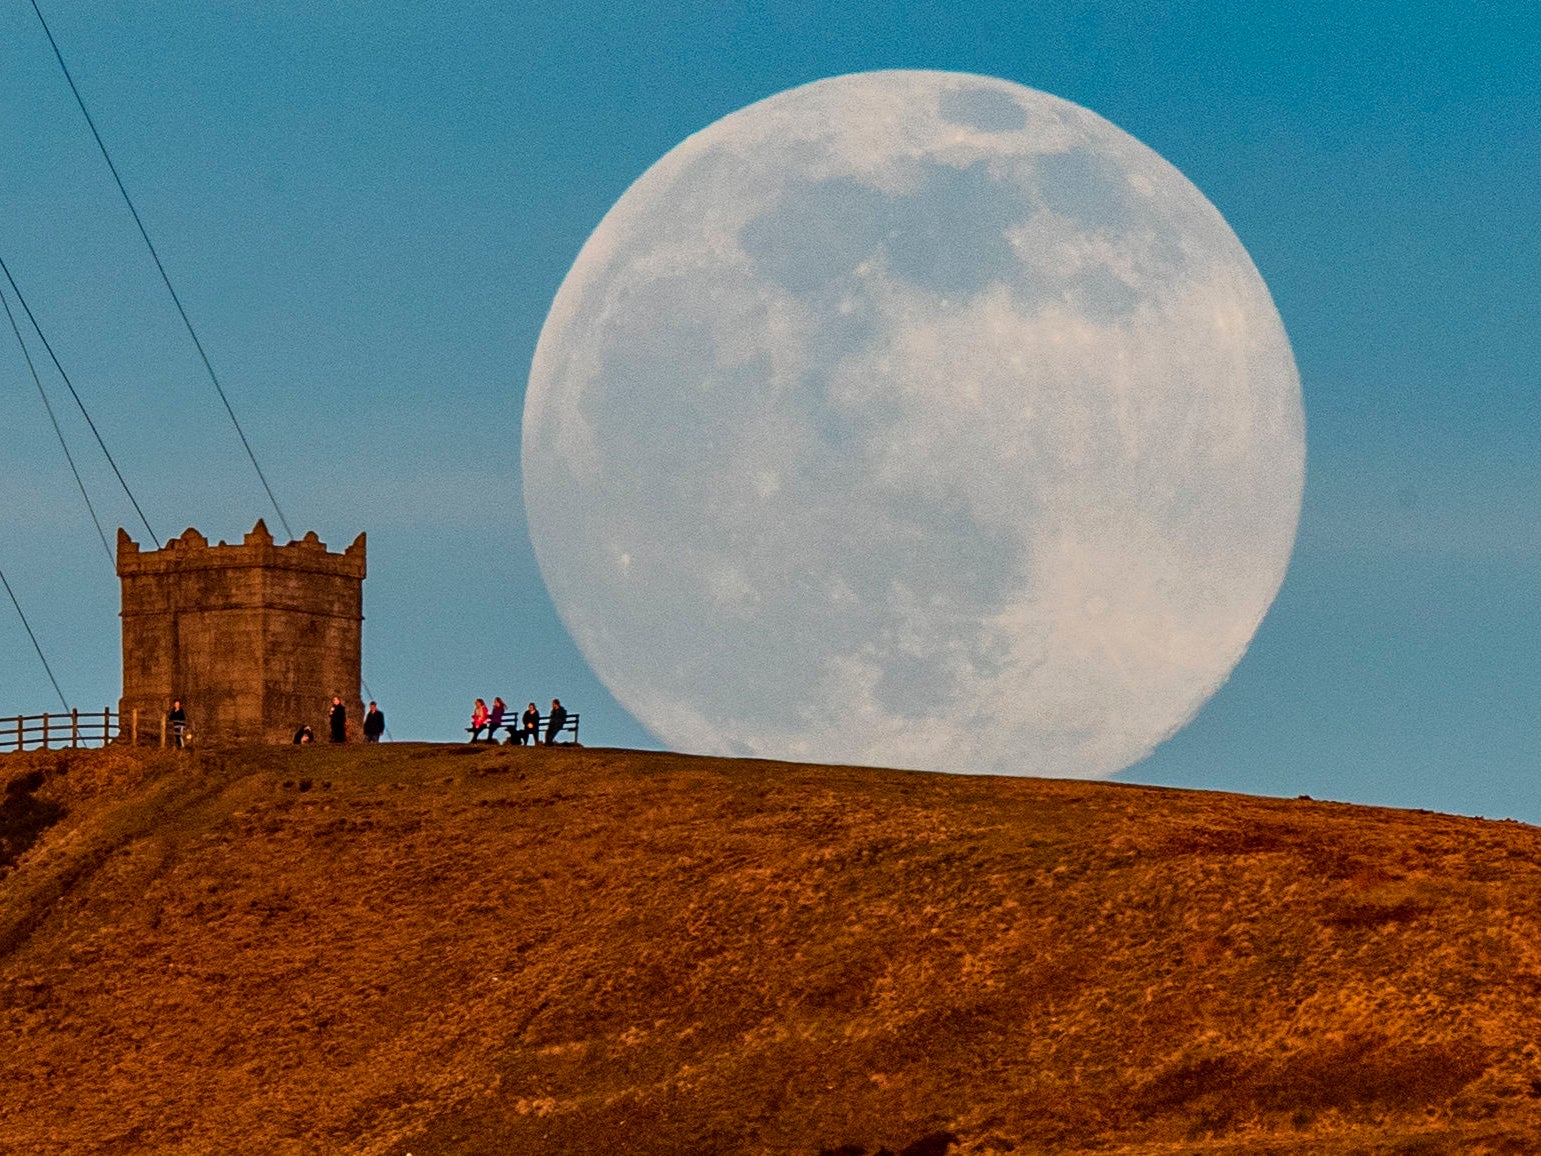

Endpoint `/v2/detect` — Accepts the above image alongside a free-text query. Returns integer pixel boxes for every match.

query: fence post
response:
[160,714,167,749]
[71,708,79,748]
[103,708,111,747]
[132,708,139,746]
[42,712,50,749]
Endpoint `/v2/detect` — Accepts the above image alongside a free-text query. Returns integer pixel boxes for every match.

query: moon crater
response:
[523,70,1304,778]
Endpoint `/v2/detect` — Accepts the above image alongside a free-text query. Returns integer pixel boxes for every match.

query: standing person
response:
[329,696,347,743]
[486,697,507,743]
[168,699,188,750]
[363,701,386,743]
[545,698,568,746]
[468,698,490,742]
[520,702,540,746]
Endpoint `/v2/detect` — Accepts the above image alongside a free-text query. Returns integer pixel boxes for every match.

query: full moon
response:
[523,71,1304,778]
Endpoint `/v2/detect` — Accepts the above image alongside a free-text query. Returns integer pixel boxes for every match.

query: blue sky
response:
[2,2,1537,818]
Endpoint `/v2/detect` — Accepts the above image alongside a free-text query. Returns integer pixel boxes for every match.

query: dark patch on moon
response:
[801,294,879,384]
[939,87,1028,132]
[1068,264,1142,322]
[740,162,1027,299]
[882,162,1025,296]
[739,177,888,295]
[1035,147,1131,231]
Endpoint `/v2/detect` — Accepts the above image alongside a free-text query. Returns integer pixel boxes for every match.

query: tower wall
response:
[118,521,365,744]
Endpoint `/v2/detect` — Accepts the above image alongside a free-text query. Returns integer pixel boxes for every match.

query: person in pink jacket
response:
[468,698,491,742]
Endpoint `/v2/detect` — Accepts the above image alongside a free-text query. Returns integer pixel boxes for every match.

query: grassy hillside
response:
[4,743,1541,1154]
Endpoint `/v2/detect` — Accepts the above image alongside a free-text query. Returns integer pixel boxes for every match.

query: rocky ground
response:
[4,742,1541,1154]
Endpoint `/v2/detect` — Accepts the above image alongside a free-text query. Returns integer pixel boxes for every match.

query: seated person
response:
[519,703,540,745]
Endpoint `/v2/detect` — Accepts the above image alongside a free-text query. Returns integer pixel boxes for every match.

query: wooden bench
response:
[467,712,580,745]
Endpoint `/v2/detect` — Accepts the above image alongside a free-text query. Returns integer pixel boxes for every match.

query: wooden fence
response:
[1,708,170,753]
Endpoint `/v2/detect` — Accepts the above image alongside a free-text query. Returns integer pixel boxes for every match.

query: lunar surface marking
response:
[523,71,1304,777]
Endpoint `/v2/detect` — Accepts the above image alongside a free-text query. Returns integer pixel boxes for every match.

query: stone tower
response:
[118,521,365,744]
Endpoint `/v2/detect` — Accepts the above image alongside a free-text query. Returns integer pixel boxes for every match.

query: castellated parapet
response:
[118,521,365,744]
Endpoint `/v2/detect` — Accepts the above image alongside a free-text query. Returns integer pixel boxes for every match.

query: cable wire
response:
[0,567,70,712]
[0,282,114,565]
[27,0,294,540]
[0,254,159,547]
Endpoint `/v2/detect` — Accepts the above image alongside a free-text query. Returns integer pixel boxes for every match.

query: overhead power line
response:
[28,0,294,540]
[0,254,159,547]
[0,567,70,712]
[0,257,159,546]
[0,282,114,564]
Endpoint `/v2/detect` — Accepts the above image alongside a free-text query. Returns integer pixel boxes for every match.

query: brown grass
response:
[3,743,1541,1154]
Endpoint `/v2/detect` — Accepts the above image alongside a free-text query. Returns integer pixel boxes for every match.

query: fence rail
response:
[1,708,164,753]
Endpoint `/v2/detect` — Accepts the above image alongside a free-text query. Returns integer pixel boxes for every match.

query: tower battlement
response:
[118,521,365,744]
[117,520,366,579]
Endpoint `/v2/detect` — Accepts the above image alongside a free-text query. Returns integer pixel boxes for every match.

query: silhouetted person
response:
[545,698,568,746]
[519,702,539,746]
[168,699,188,750]
[293,724,314,744]
[487,697,507,743]
[329,696,347,743]
[363,701,385,742]
[469,698,490,742]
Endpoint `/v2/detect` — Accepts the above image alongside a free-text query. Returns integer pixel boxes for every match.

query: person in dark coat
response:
[329,696,347,743]
[545,698,568,746]
[486,697,507,743]
[168,699,188,750]
[363,702,385,742]
[519,702,540,746]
